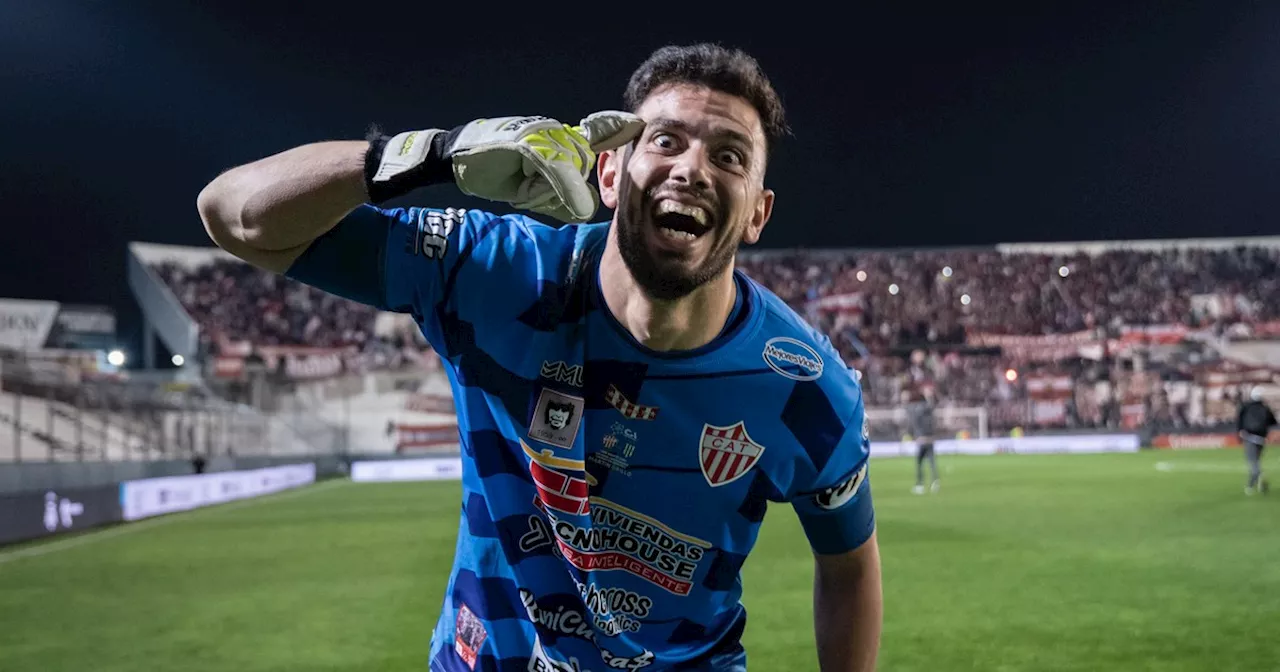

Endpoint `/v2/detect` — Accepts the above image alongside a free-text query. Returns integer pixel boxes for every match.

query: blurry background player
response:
[1238,386,1276,495]
[905,387,939,494]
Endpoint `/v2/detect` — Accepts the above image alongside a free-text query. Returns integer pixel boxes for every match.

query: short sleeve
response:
[284,204,537,353]
[789,391,875,555]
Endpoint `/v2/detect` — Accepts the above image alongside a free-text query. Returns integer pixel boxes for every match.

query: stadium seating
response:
[133,237,1279,438]
[738,240,1279,432]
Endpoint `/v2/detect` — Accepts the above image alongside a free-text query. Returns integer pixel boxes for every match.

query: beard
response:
[614,182,740,302]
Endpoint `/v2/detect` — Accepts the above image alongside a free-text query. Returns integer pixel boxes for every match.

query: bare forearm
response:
[814,536,882,672]
[196,141,369,272]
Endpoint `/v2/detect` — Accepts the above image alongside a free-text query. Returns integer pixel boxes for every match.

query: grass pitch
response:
[1,448,1277,671]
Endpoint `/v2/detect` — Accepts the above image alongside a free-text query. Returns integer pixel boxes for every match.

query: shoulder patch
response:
[405,207,467,259]
[762,336,825,381]
[813,463,867,510]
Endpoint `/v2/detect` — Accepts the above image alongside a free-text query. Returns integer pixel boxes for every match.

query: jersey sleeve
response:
[789,378,875,556]
[283,204,537,353]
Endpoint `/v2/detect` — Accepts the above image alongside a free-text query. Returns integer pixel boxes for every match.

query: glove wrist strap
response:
[362,125,461,203]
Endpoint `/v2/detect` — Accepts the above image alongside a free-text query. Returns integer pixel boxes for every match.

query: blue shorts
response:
[681,645,747,671]
[430,640,747,670]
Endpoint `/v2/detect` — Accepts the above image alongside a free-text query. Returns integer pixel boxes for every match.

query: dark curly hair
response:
[623,43,790,158]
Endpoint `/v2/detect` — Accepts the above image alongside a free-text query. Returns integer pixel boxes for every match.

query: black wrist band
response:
[362,124,464,204]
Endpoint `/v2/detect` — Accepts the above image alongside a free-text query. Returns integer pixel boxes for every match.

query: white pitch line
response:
[0,478,349,567]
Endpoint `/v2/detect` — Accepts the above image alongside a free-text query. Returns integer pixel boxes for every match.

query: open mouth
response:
[651,199,712,243]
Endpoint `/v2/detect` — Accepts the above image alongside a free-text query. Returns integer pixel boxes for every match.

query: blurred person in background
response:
[1238,386,1276,495]
[905,386,940,494]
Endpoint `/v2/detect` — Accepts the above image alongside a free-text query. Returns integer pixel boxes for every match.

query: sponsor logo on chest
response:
[524,441,591,516]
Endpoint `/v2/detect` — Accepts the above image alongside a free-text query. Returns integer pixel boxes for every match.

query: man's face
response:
[546,403,572,430]
[599,83,775,300]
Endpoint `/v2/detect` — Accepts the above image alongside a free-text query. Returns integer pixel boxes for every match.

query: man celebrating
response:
[198,43,880,671]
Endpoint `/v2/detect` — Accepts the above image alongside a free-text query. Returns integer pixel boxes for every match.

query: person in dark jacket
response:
[1238,387,1276,495]
[905,388,940,494]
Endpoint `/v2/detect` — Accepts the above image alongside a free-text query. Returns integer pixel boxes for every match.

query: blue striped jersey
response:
[285,204,876,671]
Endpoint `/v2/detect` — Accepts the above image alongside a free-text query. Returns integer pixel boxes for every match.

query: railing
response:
[0,350,331,463]
[865,405,989,440]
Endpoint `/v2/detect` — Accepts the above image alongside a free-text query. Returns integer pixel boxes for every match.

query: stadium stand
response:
[116,234,1280,448]
[8,234,1276,462]
[144,251,432,377]
[0,348,323,463]
[124,242,458,456]
[739,237,1280,434]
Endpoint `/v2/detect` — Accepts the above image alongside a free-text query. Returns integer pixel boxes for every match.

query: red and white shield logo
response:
[700,422,766,487]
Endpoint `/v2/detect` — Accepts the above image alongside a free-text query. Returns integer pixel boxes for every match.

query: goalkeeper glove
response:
[364,112,644,222]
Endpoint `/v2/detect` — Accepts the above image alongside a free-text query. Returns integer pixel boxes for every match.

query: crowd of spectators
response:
[150,241,1279,432]
[738,244,1280,355]
[153,259,382,352]
[736,243,1278,431]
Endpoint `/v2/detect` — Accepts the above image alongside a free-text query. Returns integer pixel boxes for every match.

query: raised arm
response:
[197,141,369,273]
[196,113,645,274]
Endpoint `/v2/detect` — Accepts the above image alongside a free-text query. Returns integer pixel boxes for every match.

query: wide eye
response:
[652,132,678,150]
[717,148,745,167]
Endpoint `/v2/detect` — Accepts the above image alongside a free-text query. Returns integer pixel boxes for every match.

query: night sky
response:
[2,1,1278,352]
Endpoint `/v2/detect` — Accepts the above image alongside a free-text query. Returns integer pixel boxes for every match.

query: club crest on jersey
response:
[699,422,766,487]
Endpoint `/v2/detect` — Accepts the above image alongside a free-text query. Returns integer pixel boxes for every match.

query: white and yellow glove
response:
[365,112,644,222]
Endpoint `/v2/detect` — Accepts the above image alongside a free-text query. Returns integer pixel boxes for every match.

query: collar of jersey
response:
[587,238,765,361]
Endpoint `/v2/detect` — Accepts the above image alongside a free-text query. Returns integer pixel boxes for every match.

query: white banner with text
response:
[350,457,464,482]
[120,463,317,521]
[870,434,1140,457]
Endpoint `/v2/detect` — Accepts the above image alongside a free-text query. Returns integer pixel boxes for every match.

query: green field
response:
[1,449,1277,672]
